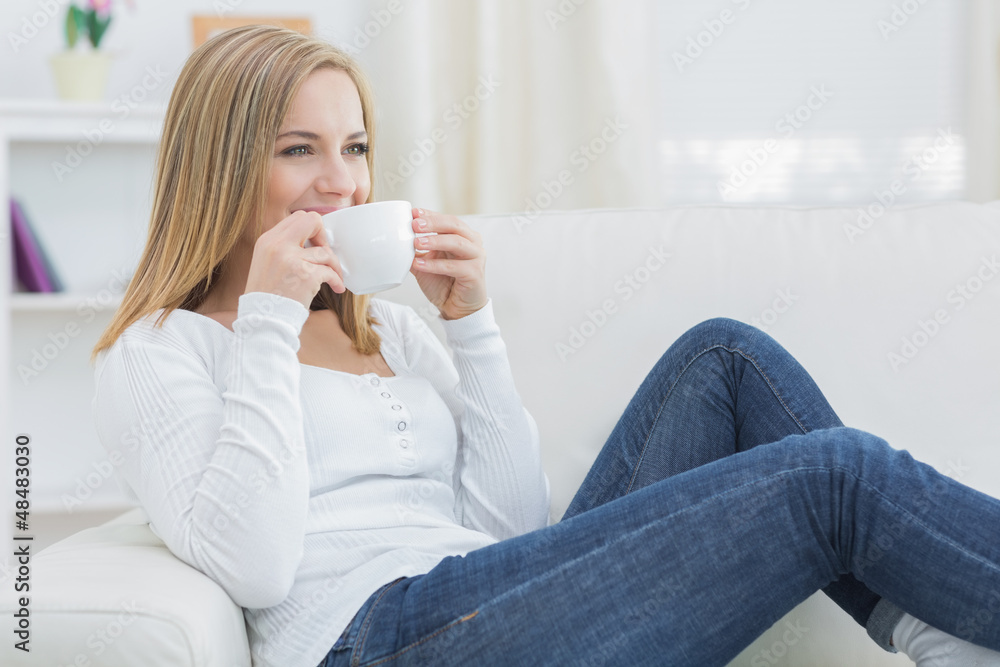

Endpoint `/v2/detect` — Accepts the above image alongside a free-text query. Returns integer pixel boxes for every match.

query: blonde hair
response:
[91,24,380,363]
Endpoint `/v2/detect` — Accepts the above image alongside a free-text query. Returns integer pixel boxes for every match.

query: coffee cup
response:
[315,200,415,295]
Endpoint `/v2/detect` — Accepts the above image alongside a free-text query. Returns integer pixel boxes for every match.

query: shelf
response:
[0,98,165,116]
[0,98,165,144]
[1,102,160,551]
[11,291,124,313]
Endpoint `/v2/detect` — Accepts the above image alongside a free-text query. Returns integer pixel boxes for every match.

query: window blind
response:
[655,1,967,205]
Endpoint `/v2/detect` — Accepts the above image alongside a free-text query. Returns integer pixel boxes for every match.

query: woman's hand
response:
[245,210,346,309]
[410,208,488,320]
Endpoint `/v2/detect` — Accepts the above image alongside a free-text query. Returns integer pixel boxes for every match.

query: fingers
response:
[410,208,485,275]
[308,244,347,294]
[265,209,330,248]
[412,209,484,259]
[317,265,347,294]
[303,213,332,250]
[302,243,344,274]
[413,255,480,280]
[412,208,483,247]
[291,211,347,292]
[250,210,347,299]
[412,239,486,280]
[408,207,488,319]
[414,231,481,259]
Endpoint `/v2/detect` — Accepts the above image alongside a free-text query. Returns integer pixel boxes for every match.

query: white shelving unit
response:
[0,100,164,567]
[11,293,124,312]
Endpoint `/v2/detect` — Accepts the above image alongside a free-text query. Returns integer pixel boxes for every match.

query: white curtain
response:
[967,0,1000,202]
[356,0,661,216]
[347,0,1000,214]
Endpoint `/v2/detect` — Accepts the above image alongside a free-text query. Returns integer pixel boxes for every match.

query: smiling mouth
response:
[297,206,346,215]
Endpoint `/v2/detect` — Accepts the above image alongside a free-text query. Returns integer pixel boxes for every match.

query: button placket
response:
[371,376,416,466]
[396,414,411,459]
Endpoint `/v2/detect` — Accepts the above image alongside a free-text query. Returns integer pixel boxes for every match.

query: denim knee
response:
[778,426,895,473]
[675,317,764,355]
[826,427,892,459]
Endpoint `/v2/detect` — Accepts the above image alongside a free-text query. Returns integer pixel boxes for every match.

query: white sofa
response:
[4,202,999,667]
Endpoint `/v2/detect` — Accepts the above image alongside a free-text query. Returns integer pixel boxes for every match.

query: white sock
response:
[893,612,1000,666]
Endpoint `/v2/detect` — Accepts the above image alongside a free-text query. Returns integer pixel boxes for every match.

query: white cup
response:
[318,200,415,295]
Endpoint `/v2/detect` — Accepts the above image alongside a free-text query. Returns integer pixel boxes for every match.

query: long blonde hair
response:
[91,24,380,363]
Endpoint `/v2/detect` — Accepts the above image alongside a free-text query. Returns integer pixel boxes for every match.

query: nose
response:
[315,152,358,199]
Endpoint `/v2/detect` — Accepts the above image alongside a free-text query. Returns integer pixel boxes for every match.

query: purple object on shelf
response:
[10,198,55,293]
[23,201,64,291]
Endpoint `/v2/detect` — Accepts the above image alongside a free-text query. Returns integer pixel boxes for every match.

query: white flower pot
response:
[49,51,113,102]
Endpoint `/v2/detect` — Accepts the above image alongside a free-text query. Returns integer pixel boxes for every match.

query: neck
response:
[196,243,252,314]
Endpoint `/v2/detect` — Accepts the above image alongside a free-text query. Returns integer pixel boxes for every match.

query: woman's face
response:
[262,68,370,236]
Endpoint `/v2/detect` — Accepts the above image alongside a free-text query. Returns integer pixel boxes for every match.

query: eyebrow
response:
[275,130,367,141]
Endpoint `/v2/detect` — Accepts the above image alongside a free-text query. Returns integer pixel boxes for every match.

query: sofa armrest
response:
[1,508,251,667]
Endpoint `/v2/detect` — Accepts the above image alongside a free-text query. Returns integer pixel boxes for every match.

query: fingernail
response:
[417,219,428,229]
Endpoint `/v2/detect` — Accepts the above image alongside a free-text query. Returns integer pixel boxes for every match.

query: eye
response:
[344,142,369,156]
[282,145,310,157]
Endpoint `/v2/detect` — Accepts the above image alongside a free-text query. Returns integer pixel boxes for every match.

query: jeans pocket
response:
[329,614,356,652]
[357,607,482,667]
[316,614,359,667]
[329,578,408,655]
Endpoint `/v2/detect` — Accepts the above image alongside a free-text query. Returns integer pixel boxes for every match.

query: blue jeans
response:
[318,319,1000,666]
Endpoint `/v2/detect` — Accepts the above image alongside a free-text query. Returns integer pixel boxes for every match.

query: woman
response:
[91,25,1000,667]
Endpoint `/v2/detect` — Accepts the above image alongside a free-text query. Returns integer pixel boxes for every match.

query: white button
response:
[399,439,409,449]
[381,392,391,399]
[370,377,380,386]
[391,404,402,411]
[397,421,407,431]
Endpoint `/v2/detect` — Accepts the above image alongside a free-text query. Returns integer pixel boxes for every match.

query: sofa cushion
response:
[379,201,1000,666]
[0,508,250,667]
[6,202,998,667]
[386,202,1000,520]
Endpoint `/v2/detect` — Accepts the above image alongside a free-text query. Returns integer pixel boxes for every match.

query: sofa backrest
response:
[383,202,1000,521]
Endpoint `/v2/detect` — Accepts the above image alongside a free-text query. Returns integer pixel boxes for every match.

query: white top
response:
[91,291,551,667]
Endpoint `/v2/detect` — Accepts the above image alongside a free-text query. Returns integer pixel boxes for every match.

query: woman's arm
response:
[394,300,551,541]
[404,208,549,537]
[92,292,311,609]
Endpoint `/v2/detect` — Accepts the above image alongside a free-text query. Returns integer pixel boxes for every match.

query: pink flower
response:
[89,0,112,13]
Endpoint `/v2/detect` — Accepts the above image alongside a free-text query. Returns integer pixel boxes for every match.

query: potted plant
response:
[49,0,131,101]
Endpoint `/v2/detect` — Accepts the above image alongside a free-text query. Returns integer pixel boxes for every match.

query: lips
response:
[297,206,346,215]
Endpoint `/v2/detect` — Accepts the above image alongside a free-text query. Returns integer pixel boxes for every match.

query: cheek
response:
[267,166,303,209]
[353,163,372,201]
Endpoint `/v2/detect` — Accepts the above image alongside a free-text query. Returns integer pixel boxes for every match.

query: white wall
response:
[1,0,374,104]
[6,2,998,209]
